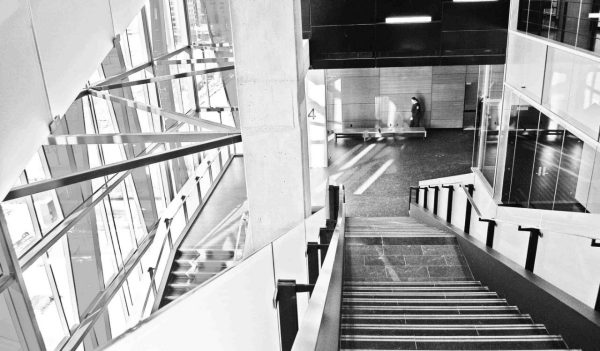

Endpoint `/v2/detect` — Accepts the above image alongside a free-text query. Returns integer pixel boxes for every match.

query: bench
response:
[332,127,427,141]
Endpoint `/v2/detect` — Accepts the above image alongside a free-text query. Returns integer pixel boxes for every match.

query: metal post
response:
[479,219,496,248]
[307,242,320,286]
[325,219,336,230]
[415,186,420,204]
[319,228,334,264]
[275,280,314,351]
[328,185,339,220]
[464,184,474,234]
[429,186,439,216]
[181,196,189,221]
[442,185,454,223]
[422,187,429,210]
[519,226,542,272]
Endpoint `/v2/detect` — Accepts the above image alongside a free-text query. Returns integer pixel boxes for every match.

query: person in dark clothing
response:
[410,97,422,128]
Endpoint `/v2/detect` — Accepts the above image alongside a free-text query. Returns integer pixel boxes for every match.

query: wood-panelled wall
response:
[325,65,483,129]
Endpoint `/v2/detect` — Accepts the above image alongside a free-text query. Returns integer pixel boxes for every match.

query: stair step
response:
[346,236,457,245]
[172,271,216,278]
[342,305,520,315]
[177,249,236,260]
[344,286,489,292]
[342,314,534,325]
[343,298,507,306]
[345,281,481,287]
[340,335,567,350]
[341,324,549,336]
[343,291,497,298]
[174,259,231,272]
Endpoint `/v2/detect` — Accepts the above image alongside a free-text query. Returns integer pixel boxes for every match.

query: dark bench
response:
[332,127,427,141]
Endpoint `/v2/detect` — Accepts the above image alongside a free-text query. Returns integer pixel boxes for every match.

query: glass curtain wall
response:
[517,0,600,54]
[0,1,240,350]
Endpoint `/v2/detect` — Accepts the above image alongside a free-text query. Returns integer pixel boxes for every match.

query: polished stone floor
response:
[344,217,473,282]
[327,130,474,217]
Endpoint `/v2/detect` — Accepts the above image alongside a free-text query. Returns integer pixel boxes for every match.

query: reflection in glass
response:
[529,114,564,209]
[502,100,540,206]
[553,130,588,211]
[576,0,600,52]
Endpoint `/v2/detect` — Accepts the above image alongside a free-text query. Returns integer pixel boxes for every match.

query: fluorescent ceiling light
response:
[385,16,432,24]
[453,0,498,2]
[589,12,600,19]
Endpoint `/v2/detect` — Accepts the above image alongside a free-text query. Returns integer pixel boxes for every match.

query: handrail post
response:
[307,242,320,286]
[415,186,420,204]
[319,228,334,264]
[442,185,454,223]
[518,226,542,272]
[428,186,439,216]
[464,184,474,234]
[479,218,497,248]
[422,187,429,210]
[328,185,340,221]
[307,242,330,286]
[275,279,314,351]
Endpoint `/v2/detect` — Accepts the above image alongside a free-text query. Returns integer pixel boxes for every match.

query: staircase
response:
[341,217,573,350]
[159,247,238,308]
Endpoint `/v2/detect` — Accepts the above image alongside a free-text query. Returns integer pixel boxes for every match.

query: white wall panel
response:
[109,0,146,35]
[493,222,529,268]
[30,0,115,117]
[105,247,281,351]
[272,222,310,322]
[534,230,600,309]
[0,1,52,199]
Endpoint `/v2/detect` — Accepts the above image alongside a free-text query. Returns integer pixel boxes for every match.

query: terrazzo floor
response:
[327,129,473,217]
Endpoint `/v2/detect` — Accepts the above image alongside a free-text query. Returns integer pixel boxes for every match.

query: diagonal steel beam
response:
[46,132,237,145]
[155,57,234,65]
[87,89,238,132]
[4,134,241,201]
[91,65,234,90]
[192,42,232,48]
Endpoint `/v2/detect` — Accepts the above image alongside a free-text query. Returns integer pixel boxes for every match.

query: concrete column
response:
[230,0,311,248]
[306,69,329,168]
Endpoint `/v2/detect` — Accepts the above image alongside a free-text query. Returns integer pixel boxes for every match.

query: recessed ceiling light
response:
[385,16,432,24]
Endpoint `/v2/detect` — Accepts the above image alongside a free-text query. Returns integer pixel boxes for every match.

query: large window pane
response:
[1,198,37,256]
[23,258,68,350]
[0,290,27,350]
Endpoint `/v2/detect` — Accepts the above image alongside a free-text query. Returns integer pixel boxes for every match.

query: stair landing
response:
[345,217,473,282]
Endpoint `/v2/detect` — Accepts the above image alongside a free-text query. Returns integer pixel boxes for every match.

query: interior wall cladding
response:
[304,0,510,69]
[325,65,481,129]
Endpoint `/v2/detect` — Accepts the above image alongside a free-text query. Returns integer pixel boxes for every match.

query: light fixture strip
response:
[385,16,432,24]
[453,0,498,2]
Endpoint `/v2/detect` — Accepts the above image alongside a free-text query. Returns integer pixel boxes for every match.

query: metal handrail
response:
[410,183,600,241]
[292,185,345,351]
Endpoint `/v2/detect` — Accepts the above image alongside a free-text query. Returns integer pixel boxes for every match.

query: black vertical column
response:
[442,185,454,223]
[519,226,542,272]
[464,184,474,234]
[429,186,439,216]
[276,280,299,351]
[479,219,496,248]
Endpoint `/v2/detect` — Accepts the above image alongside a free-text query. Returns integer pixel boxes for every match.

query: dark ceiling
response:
[302,0,510,69]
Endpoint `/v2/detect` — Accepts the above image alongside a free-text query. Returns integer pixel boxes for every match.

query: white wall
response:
[0,0,145,199]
